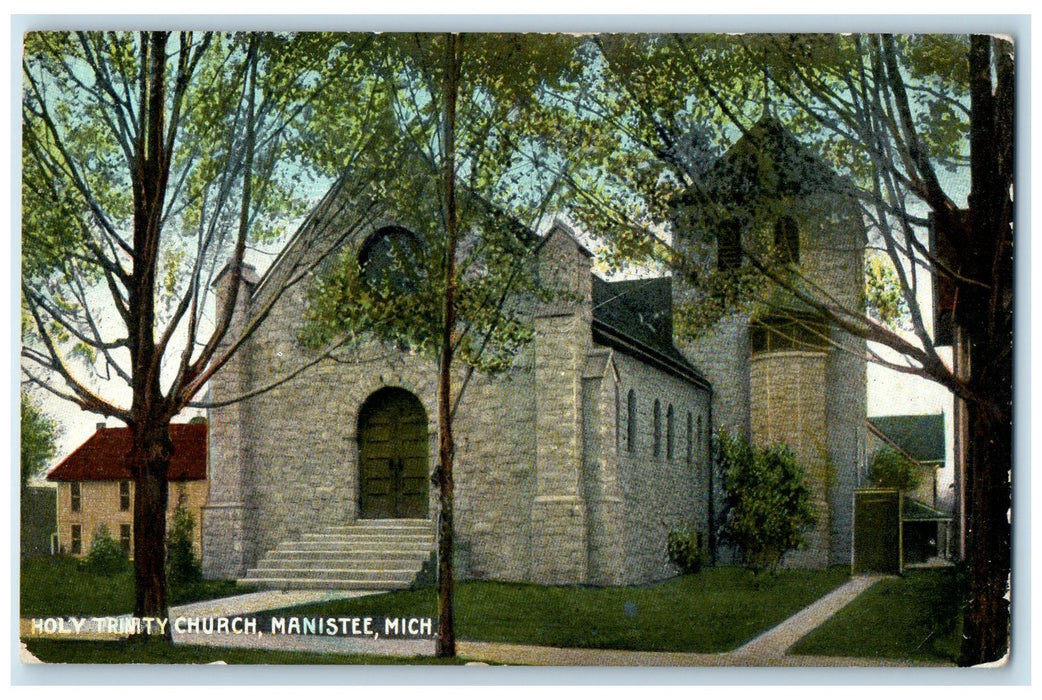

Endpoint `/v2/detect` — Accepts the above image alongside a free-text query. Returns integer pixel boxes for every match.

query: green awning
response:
[902,499,952,522]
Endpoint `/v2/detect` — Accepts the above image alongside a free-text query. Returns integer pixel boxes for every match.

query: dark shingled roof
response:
[592,276,709,389]
[698,115,839,204]
[47,423,208,482]
[868,414,946,464]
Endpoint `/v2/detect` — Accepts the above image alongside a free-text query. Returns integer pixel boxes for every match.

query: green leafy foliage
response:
[81,526,129,575]
[667,525,707,575]
[20,392,59,490]
[868,446,923,493]
[717,432,817,573]
[865,253,910,330]
[298,35,578,377]
[166,498,202,590]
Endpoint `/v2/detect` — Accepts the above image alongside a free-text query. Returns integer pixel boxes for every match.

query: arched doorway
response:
[357,388,429,519]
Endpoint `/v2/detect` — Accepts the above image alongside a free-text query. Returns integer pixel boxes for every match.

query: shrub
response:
[717,432,817,573]
[166,499,202,589]
[81,526,129,575]
[869,447,923,492]
[667,526,707,575]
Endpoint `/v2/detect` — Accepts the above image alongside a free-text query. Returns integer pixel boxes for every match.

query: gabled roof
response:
[47,423,208,482]
[592,276,710,390]
[868,414,946,464]
[699,115,839,204]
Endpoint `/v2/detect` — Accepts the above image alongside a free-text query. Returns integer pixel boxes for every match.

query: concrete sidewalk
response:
[169,589,378,617]
[728,575,884,660]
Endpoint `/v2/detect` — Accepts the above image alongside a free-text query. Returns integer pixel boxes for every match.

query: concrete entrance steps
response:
[239,519,435,591]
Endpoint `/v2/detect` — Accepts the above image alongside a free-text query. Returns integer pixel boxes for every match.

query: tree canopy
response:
[20,30,388,627]
[544,32,1011,665]
[20,392,59,491]
[869,446,924,493]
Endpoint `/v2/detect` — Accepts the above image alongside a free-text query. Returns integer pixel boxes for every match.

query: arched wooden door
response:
[357,388,429,519]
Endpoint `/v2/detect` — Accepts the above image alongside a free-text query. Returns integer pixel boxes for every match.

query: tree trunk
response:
[957,34,1014,666]
[959,338,1012,665]
[130,420,174,639]
[435,31,462,659]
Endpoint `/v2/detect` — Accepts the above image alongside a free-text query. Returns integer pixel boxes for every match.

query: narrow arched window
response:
[653,400,662,458]
[686,411,693,467]
[615,387,621,453]
[718,218,742,271]
[627,390,637,453]
[774,215,799,265]
[697,414,704,465]
[667,404,675,460]
[358,225,424,295]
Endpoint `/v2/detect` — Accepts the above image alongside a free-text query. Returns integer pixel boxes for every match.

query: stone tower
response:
[675,117,867,567]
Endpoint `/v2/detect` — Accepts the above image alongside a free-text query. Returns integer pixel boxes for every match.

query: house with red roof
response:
[46,421,208,558]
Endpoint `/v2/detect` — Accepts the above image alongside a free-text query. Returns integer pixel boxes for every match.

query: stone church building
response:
[202,120,867,589]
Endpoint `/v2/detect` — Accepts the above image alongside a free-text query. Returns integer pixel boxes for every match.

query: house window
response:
[774,215,799,265]
[627,390,637,453]
[697,415,704,463]
[667,405,675,460]
[653,400,662,458]
[119,480,131,511]
[120,524,132,555]
[686,412,694,466]
[718,218,742,271]
[70,482,81,513]
[71,525,82,555]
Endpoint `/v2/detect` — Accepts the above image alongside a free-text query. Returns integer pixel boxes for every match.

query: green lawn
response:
[20,556,252,617]
[265,566,851,653]
[790,568,964,663]
[23,638,465,665]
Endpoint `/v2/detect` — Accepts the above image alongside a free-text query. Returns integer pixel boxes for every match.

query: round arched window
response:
[358,226,424,295]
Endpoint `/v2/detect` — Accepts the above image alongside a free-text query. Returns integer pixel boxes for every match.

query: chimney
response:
[96,421,106,431]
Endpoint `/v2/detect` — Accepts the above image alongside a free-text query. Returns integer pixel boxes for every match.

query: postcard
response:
[15,21,1018,680]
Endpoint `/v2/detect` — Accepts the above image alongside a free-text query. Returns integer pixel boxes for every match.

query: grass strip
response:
[20,556,253,617]
[789,568,964,663]
[265,566,850,653]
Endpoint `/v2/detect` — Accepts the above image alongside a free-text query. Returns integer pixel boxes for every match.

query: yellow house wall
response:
[54,480,208,558]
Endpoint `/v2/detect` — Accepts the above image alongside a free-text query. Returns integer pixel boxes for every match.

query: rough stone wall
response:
[801,198,867,566]
[530,226,593,584]
[204,208,713,586]
[676,314,751,438]
[749,351,831,568]
[203,268,259,579]
[204,221,588,584]
[453,363,537,581]
[825,330,867,565]
[206,265,546,581]
[581,351,627,585]
[614,352,711,584]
